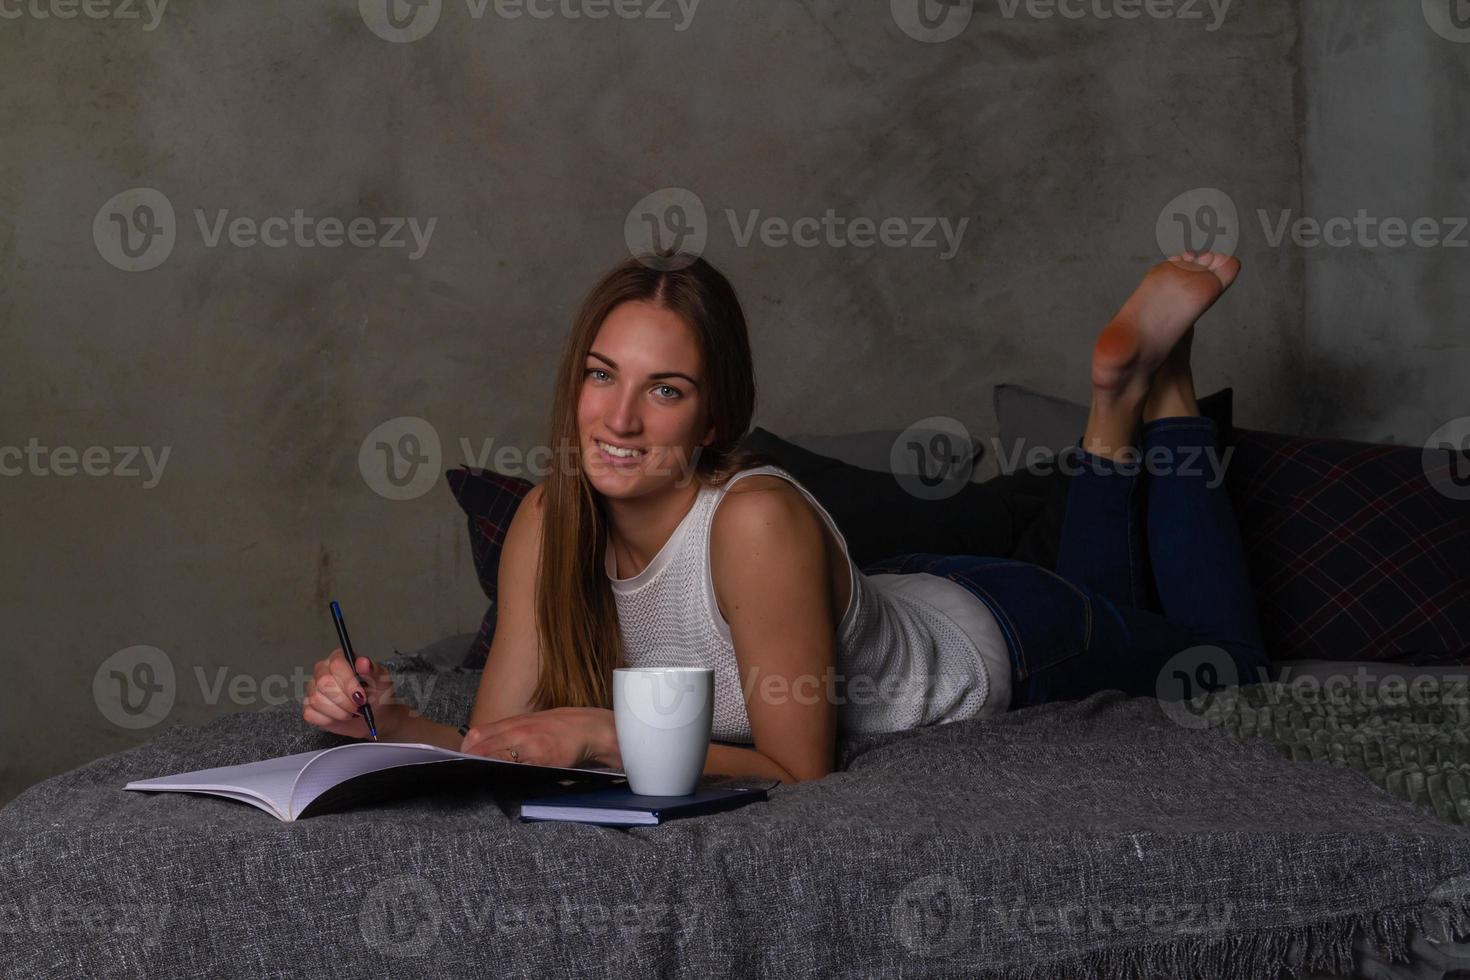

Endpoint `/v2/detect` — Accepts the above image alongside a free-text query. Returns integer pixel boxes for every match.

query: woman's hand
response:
[459,707,617,769]
[302,649,410,740]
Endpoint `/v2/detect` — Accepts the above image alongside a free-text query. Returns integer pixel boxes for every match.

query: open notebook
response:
[124,743,626,822]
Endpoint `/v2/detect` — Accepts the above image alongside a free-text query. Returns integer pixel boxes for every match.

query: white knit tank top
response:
[605,465,1013,744]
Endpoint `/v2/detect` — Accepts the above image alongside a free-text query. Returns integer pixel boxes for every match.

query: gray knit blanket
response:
[3,656,1469,979]
[1214,677,1470,827]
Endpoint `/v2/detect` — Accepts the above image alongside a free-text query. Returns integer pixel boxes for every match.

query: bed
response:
[3,640,1469,979]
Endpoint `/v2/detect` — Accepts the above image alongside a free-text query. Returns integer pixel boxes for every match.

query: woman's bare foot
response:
[1082,251,1240,460]
[1143,325,1200,422]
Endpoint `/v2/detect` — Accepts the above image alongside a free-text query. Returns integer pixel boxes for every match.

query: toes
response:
[1213,254,1242,288]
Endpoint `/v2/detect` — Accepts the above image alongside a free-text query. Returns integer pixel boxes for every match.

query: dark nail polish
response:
[352,691,365,705]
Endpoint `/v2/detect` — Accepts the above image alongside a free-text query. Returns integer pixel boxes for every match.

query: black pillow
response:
[739,388,1233,571]
[736,428,1058,568]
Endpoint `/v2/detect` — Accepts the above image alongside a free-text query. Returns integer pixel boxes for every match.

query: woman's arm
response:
[706,480,840,783]
[377,484,549,752]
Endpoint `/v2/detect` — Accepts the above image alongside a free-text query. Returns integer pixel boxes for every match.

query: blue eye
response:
[655,385,682,400]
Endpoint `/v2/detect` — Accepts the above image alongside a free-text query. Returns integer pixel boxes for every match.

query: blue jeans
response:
[860,416,1274,709]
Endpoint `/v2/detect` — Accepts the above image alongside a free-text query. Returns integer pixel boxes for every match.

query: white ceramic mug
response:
[612,667,714,796]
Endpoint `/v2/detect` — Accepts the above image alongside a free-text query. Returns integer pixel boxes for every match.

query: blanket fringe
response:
[975,888,1470,980]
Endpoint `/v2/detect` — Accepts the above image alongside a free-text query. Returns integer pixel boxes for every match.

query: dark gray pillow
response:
[777,427,987,483]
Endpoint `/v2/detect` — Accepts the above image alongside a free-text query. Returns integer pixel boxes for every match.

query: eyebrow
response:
[587,351,701,389]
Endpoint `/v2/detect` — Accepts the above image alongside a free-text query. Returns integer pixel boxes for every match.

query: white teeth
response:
[598,440,645,458]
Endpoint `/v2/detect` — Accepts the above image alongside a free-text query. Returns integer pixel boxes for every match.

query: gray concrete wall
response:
[1298,0,1470,445]
[0,0,1353,805]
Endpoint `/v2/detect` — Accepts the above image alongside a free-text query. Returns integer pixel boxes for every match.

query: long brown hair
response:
[529,252,782,712]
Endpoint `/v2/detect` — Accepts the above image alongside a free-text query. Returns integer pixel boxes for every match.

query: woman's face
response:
[577,299,715,499]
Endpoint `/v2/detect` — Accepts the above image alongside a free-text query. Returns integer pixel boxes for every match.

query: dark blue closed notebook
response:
[518,776,779,826]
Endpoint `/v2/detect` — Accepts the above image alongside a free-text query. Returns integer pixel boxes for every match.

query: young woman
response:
[303,249,1271,784]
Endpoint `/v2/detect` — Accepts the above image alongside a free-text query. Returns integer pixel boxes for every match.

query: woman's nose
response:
[606,391,642,434]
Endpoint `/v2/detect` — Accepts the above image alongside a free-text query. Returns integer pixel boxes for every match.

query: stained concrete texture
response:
[13,0,1450,807]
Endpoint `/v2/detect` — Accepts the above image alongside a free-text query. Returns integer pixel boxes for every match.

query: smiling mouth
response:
[594,439,648,459]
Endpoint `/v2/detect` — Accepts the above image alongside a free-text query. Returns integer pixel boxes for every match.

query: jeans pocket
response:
[942,559,1095,682]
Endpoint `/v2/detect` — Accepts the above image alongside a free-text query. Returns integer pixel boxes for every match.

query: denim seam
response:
[948,576,1028,676]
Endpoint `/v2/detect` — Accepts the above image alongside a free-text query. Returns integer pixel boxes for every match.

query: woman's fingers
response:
[303,703,365,736]
[306,682,356,722]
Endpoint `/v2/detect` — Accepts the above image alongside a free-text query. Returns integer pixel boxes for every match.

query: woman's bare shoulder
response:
[721,473,796,497]
[712,474,820,538]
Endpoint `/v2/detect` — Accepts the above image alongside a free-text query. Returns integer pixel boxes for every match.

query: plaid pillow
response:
[445,466,534,670]
[1225,427,1470,663]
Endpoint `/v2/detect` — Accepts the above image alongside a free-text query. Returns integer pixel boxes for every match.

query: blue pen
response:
[329,600,378,741]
